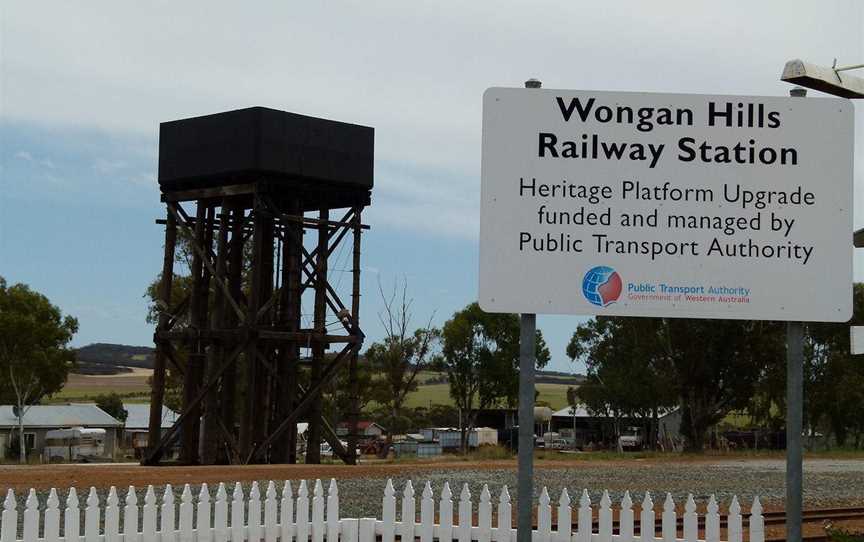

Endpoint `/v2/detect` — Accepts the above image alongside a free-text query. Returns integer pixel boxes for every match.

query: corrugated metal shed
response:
[417,441,442,457]
[0,405,122,428]
[475,427,498,446]
[123,404,179,430]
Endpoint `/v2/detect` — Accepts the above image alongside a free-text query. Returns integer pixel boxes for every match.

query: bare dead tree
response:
[366,276,437,437]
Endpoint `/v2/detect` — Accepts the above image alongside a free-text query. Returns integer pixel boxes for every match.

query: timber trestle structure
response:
[145,180,368,466]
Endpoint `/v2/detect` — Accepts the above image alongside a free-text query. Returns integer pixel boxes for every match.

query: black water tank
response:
[157,107,374,192]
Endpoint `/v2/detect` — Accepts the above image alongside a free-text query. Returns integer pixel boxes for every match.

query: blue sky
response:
[0,120,583,370]
[2,1,864,372]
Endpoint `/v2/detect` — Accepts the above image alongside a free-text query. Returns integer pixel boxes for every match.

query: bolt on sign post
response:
[479,84,854,542]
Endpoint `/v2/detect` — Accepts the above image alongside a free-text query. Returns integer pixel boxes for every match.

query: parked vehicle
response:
[42,427,106,462]
[320,441,360,458]
[618,426,644,451]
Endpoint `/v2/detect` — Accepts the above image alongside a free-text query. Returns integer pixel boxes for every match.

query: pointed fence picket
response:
[0,478,766,542]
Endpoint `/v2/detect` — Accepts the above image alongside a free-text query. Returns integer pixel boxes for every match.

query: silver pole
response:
[517,77,542,542]
[786,81,806,542]
[786,321,804,542]
[518,313,536,542]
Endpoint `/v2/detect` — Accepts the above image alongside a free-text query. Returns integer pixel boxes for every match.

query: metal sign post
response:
[786,320,804,542]
[517,77,542,542]
[785,85,806,542]
[517,313,536,542]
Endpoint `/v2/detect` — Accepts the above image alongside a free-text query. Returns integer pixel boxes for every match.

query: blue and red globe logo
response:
[582,266,622,307]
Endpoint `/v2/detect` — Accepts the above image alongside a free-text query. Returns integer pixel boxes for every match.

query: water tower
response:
[144,107,372,465]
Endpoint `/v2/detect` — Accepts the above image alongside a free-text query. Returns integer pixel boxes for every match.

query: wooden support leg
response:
[144,210,177,465]
[240,203,266,459]
[181,201,210,464]
[220,206,245,463]
[201,202,230,464]
[254,216,274,456]
[273,198,302,463]
[306,206,329,464]
[347,205,363,465]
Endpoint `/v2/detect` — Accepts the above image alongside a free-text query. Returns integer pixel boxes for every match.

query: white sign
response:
[852,326,864,355]
[479,88,853,322]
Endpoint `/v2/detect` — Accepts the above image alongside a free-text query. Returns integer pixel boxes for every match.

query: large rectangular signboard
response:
[479,88,853,321]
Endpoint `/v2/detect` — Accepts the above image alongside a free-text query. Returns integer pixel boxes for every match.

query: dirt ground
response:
[0,458,543,492]
[0,455,861,496]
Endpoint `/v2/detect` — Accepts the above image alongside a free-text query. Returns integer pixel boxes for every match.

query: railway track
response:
[764,507,864,542]
[574,506,864,540]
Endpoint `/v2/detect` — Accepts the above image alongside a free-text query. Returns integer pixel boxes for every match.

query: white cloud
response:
[15,150,33,161]
[91,158,128,174]
[2,0,862,243]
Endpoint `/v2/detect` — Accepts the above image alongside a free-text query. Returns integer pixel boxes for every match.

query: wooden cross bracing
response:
[144,184,367,466]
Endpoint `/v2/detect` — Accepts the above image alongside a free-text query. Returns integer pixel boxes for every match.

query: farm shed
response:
[123,404,180,458]
[550,405,681,449]
[393,434,442,458]
[475,427,498,446]
[336,421,386,439]
[0,405,122,461]
[420,427,487,449]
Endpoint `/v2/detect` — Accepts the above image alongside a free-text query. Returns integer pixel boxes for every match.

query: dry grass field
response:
[54,368,574,409]
[51,368,152,403]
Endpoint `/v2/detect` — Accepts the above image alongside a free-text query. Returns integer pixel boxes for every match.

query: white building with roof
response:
[0,404,123,460]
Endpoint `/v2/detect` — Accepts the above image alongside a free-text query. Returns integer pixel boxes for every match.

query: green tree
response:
[567,316,783,452]
[804,284,864,448]
[95,392,129,423]
[439,302,550,452]
[567,317,676,452]
[0,277,78,462]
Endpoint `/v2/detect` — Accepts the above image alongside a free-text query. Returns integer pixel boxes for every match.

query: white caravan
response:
[43,427,106,461]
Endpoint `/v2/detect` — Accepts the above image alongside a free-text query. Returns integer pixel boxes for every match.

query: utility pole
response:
[517,76,542,542]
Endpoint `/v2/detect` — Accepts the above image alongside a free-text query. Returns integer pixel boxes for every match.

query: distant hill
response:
[74,343,155,374]
[535,370,584,385]
[417,370,583,387]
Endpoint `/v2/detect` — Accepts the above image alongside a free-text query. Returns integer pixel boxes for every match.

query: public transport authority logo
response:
[582,266,623,307]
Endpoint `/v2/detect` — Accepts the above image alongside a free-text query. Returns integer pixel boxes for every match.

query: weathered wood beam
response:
[161,341,186,377]
[219,205,245,463]
[347,204,363,465]
[245,342,356,463]
[306,206,329,465]
[145,210,177,464]
[143,338,249,465]
[180,201,209,464]
[160,183,257,203]
[166,202,247,322]
[201,202,231,464]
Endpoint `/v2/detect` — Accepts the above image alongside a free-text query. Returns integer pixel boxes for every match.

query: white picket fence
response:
[0,479,764,542]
